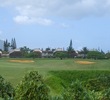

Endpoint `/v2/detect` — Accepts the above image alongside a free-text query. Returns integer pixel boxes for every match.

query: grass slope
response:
[0,58,110,87]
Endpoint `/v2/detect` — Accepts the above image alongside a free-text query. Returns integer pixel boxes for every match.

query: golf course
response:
[0,58,109,85]
[1,58,110,99]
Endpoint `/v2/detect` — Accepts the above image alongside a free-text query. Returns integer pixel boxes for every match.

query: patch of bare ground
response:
[9,60,34,63]
[75,61,95,65]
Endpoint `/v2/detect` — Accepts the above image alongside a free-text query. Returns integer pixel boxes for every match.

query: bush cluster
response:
[1,71,110,100]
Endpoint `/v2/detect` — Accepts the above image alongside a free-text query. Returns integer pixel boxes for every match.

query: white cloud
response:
[13,16,30,24]
[56,0,110,19]
[36,18,53,26]
[13,15,53,25]
[60,23,69,28]
[1,0,110,24]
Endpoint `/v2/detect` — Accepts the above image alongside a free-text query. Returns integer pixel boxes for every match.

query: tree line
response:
[3,38,17,52]
[2,39,110,59]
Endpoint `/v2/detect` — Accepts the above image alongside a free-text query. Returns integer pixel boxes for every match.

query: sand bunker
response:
[75,61,95,65]
[9,60,34,63]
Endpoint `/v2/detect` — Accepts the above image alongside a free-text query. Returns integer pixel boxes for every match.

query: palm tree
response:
[4,39,10,52]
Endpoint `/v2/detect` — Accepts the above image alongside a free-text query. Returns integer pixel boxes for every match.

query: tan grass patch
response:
[9,60,34,63]
[75,61,95,65]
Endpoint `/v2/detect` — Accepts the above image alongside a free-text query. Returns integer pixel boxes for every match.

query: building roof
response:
[42,51,53,53]
[9,49,21,54]
[54,48,64,52]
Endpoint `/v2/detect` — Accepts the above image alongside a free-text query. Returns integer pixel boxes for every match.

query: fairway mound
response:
[9,60,34,63]
[75,61,95,65]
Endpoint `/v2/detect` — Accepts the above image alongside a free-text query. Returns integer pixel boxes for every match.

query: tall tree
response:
[4,39,10,52]
[20,46,30,57]
[45,47,50,51]
[82,47,89,58]
[82,47,88,54]
[11,38,17,49]
[13,38,17,49]
[67,39,74,52]
[67,39,76,58]
[11,38,13,49]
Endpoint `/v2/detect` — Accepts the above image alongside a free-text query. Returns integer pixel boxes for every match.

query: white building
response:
[9,49,21,54]
[33,48,42,53]
[0,40,4,50]
[42,51,53,58]
[54,48,64,52]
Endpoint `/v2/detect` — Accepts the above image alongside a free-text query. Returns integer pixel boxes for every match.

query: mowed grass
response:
[0,58,110,87]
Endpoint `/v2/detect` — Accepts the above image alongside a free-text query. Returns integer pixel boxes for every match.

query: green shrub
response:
[15,71,50,100]
[102,88,110,100]
[0,75,14,100]
[86,78,103,91]
[87,51,105,59]
[61,80,99,100]
[62,80,85,100]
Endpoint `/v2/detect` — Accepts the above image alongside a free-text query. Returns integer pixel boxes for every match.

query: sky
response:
[0,0,110,52]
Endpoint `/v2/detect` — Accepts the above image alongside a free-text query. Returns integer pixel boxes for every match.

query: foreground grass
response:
[0,58,110,87]
[46,70,110,95]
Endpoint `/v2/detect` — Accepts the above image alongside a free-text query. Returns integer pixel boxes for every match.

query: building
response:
[33,48,42,53]
[33,48,42,58]
[54,48,64,52]
[42,51,53,58]
[0,40,4,50]
[9,49,22,58]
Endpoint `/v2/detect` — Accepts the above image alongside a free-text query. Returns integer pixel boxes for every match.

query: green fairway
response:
[0,58,110,87]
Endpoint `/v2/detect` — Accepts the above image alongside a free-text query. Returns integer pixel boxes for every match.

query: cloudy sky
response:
[0,0,110,52]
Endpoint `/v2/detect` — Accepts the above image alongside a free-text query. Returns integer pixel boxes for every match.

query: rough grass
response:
[48,70,110,94]
[49,70,110,84]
